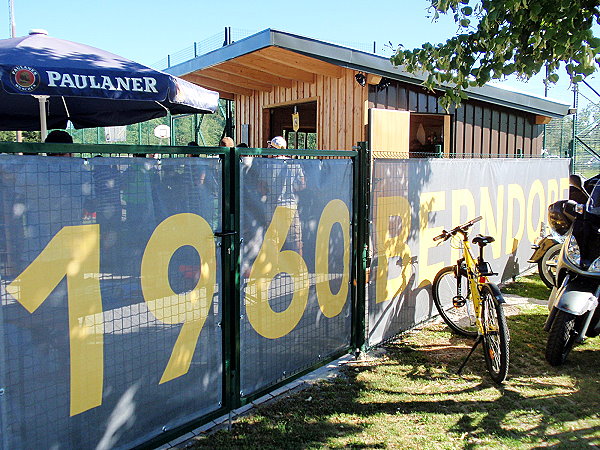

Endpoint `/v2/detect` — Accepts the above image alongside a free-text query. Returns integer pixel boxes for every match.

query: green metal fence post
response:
[571,83,578,173]
[352,141,370,354]
[221,147,242,412]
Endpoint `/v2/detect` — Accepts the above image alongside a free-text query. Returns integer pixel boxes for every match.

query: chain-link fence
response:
[544,83,600,178]
[68,99,228,147]
[0,100,229,148]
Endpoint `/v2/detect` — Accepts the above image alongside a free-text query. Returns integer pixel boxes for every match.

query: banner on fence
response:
[367,158,570,345]
[0,150,572,447]
[239,157,354,396]
[0,155,223,449]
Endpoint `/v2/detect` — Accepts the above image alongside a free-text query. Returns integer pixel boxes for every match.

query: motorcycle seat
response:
[473,234,495,246]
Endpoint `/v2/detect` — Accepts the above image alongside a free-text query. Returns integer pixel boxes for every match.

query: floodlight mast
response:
[9,0,16,37]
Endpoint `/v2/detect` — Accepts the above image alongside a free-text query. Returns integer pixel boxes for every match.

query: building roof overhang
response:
[166,28,571,118]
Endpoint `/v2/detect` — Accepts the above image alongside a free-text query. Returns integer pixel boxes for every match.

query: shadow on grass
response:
[189,307,599,449]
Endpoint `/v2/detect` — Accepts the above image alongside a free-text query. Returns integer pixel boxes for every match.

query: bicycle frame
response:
[454,230,486,335]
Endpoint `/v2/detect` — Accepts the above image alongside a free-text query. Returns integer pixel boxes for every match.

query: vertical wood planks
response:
[330,76,338,150]
[490,109,499,157]
[454,105,465,157]
[464,104,474,156]
[482,107,492,157]
[232,69,544,154]
[338,73,347,150]
[524,119,533,156]
[499,111,508,157]
[515,115,525,156]
[507,113,517,156]
[472,104,483,157]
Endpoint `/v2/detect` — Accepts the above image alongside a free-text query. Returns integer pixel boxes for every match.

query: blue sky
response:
[1,0,597,107]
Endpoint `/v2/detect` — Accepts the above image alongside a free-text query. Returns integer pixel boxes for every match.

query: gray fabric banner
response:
[0,152,572,447]
[367,158,570,345]
[0,155,223,449]
[239,157,354,396]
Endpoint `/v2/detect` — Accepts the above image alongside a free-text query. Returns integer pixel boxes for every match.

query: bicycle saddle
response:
[472,234,495,246]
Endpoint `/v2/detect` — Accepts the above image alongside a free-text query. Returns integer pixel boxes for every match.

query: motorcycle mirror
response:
[563,200,582,221]
[569,174,590,203]
[570,174,584,190]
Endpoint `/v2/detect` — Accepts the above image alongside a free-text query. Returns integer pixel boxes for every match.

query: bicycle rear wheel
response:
[480,284,510,383]
[432,265,478,337]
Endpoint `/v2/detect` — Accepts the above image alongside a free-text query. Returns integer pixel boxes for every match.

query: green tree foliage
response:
[391,0,600,109]
[0,131,41,142]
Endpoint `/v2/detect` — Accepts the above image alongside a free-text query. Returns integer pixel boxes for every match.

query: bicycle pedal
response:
[452,296,466,307]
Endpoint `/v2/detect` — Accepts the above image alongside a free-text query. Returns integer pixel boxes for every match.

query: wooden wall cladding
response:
[369,82,544,157]
[234,68,368,150]
[232,65,542,155]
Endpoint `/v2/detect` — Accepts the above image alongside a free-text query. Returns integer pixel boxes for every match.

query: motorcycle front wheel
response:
[538,243,561,289]
[545,309,578,366]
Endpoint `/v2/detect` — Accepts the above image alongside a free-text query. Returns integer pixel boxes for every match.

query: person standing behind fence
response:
[119,155,158,276]
[220,137,234,147]
[44,130,73,156]
[261,136,306,256]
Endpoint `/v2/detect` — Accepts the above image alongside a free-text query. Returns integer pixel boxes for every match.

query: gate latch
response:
[214,230,237,238]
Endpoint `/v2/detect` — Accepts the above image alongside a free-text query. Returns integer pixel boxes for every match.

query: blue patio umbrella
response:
[0,30,219,136]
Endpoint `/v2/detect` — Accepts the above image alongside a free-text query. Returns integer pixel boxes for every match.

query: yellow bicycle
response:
[432,216,510,383]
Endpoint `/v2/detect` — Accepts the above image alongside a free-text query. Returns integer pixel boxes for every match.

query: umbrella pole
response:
[33,95,49,141]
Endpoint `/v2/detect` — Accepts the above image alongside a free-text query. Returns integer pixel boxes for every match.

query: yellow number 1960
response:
[4,198,350,416]
[6,213,216,416]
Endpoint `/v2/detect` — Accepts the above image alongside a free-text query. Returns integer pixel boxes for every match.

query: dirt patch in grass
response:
[186,304,599,449]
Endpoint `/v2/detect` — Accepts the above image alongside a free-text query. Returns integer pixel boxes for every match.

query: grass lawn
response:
[501,273,552,301]
[189,276,599,449]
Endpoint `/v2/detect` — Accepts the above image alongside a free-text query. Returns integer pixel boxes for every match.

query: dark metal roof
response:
[166,28,570,118]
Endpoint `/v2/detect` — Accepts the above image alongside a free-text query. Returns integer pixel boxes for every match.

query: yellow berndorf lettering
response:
[375,195,412,304]
[418,191,446,286]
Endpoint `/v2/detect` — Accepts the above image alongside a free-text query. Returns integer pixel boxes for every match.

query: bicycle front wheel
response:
[480,284,510,383]
[432,265,478,338]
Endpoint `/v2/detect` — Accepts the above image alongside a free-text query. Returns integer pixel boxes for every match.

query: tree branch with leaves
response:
[391,0,600,109]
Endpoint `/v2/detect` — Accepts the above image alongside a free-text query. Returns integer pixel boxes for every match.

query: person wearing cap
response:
[260,135,306,255]
[220,137,235,147]
[267,136,286,149]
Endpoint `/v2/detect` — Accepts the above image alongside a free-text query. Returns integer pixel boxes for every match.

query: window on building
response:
[409,114,450,158]
[268,101,317,149]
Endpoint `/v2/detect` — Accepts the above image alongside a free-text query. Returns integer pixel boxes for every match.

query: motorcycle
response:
[528,228,563,288]
[544,180,600,366]
[529,174,590,289]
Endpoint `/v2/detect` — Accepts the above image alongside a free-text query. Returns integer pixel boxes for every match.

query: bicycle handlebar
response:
[433,216,483,242]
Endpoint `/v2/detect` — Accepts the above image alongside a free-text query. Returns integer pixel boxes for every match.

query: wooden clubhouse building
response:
[166,29,570,156]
